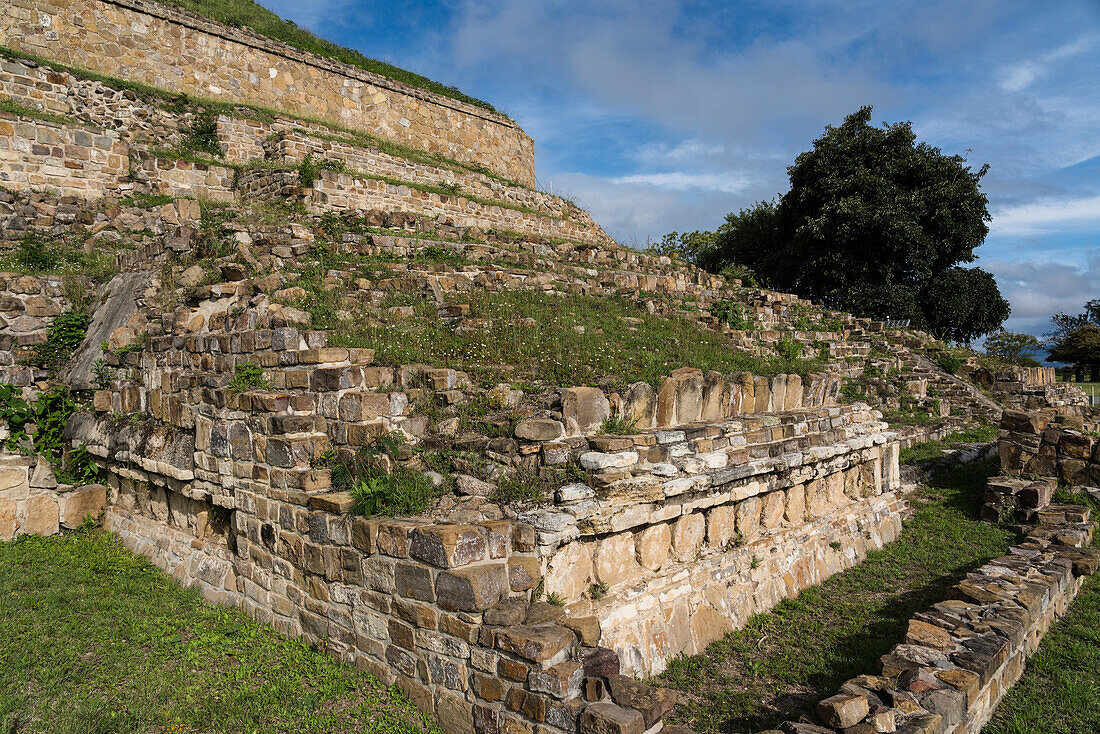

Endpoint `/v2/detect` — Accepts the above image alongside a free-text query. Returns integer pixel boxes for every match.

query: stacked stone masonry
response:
[998,407,1100,488]
[782,515,1100,733]
[1,0,537,185]
[0,450,107,540]
[0,112,126,195]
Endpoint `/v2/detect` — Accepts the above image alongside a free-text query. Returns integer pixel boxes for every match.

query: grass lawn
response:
[659,460,1019,733]
[0,530,440,734]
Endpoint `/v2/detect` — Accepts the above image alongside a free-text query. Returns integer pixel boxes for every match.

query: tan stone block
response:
[0,467,28,492]
[634,523,670,571]
[58,484,107,529]
[544,540,593,600]
[785,484,807,524]
[761,491,784,529]
[594,532,641,587]
[672,512,705,560]
[23,493,58,536]
[0,497,16,541]
[706,505,737,548]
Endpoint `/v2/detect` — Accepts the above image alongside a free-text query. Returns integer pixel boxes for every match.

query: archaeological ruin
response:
[1,2,1098,733]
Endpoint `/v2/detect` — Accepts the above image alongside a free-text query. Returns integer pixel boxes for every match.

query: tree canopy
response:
[983,331,1043,367]
[1047,300,1100,378]
[682,106,1009,342]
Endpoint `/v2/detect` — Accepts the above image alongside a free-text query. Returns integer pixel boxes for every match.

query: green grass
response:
[660,460,1018,733]
[285,246,822,385]
[899,423,999,464]
[155,0,498,113]
[0,529,440,734]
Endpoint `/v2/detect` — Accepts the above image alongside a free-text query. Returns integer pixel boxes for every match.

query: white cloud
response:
[609,171,749,194]
[990,195,1100,235]
[985,255,1100,337]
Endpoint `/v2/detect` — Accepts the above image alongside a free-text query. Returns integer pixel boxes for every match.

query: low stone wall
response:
[2,0,536,185]
[0,112,127,197]
[0,451,107,540]
[998,408,1100,487]
[784,515,1099,733]
[0,53,188,150]
[270,130,583,220]
[309,170,614,247]
[524,410,901,675]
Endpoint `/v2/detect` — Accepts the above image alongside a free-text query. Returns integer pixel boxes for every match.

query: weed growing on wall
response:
[0,384,79,462]
[317,433,444,518]
[228,361,270,392]
[26,311,91,374]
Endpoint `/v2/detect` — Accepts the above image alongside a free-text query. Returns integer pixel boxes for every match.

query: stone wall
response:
[270,131,579,220]
[308,170,614,247]
[998,408,1100,487]
[130,151,236,202]
[0,271,68,386]
[784,515,1099,733]
[520,404,902,675]
[0,112,127,196]
[0,450,107,540]
[1,0,536,185]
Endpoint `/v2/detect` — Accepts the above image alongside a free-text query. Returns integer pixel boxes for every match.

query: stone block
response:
[594,532,641,587]
[606,675,674,728]
[58,484,107,529]
[672,512,705,561]
[495,624,576,666]
[815,693,869,729]
[706,505,737,548]
[530,660,584,700]
[515,419,566,441]
[561,387,611,437]
[23,493,59,536]
[635,523,671,571]
[436,563,508,611]
[579,701,643,734]
[410,524,487,568]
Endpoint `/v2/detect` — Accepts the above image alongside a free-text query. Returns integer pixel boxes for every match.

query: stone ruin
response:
[0,2,1095,733]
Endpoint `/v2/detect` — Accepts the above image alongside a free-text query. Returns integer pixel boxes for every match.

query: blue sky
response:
[262,0,1099,339]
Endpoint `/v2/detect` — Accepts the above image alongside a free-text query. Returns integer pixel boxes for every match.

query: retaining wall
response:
[0,112,126,196]
[1,0,536,185]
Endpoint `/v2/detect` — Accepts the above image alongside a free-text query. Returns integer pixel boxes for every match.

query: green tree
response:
[1048,324,1100,381]
[983,331,1043,366]
[919,267,1010,344]
[695,106,1008,341]
[1047,299,1100,343]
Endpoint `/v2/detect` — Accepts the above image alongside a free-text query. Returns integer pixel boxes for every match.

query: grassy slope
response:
[156,0,499,113]
[660,460,1018,733]
[0,530,440,734]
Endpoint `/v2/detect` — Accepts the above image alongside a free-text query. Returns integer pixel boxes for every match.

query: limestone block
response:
[0,466,28,493]
[672,512,705,561]
[785,484,807,524]
[635,524,671,571]
[595,532,642,587]
[736,496,761,542]
[0,497,16,541]
[761,491,785,529]
[622,382,656,430]
[58,484,107,529]
[700,371,725,421]
[816,693,869,729]
[561,387,611,436]
[545,540,594,600]
[753,376,771,412]
[580,701,644,734]
[707,505,737,548]
[409,524,487,568]
[656,368,704,427]
[495,625,576,666]
[435,563,507,611]
[515,419,565,441]
[23,493,58,536]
